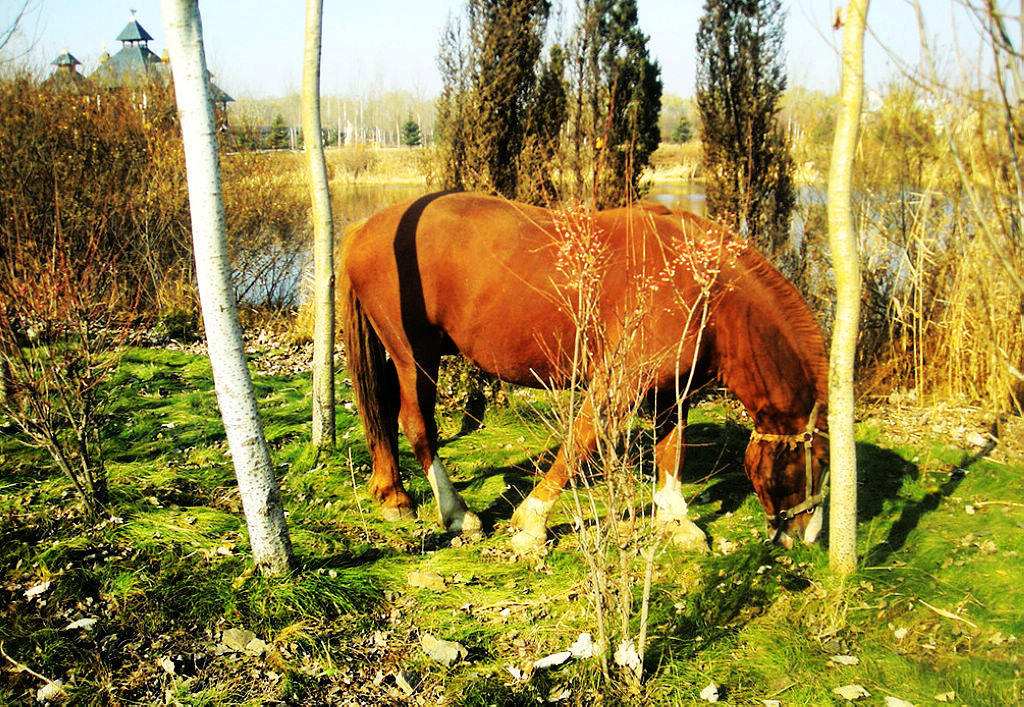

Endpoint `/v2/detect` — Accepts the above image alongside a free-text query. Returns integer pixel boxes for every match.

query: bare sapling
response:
[536,203,726,689]
[0,206,139,517]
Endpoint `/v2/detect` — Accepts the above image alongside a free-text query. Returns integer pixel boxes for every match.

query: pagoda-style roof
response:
[91,44,167,88]
[116,16,153,44]
[44,50,89,92]
[73,13,232,113]
[52,51,81,67]
[207,72,234,105]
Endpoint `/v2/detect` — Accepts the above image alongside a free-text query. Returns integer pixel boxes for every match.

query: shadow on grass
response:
[863,434,997,566]
[456,447,560,532]
[337,411,938,560]
[684,420,752,514]
[645,542,785,668]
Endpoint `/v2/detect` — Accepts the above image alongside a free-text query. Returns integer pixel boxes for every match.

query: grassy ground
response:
[1,343,1021,705]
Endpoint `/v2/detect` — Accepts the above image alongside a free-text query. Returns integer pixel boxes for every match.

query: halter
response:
[749,402,830,526]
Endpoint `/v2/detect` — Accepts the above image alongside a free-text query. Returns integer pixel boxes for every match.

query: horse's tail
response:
[339,220,400,467]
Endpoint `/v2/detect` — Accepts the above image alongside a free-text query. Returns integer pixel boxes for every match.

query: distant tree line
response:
[226,112,425,152]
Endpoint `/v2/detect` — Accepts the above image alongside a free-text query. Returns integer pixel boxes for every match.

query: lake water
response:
[644,181,707,216]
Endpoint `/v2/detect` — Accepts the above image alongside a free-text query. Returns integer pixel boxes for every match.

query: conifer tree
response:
[565,0,662,208]
[671,114,692,143]
[696,0,794,255]
[436,0,561,201]
[518,45,568,203]
[267,114,289,150]
[401,117,423,147]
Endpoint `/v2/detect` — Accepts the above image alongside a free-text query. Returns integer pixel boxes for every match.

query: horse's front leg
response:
[653,399,708,553]
[510,396,598,555]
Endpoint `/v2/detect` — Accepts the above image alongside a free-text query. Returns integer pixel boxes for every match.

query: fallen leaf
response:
[829,654,860,666]
[967,431,988,447]
[245,638,268,657]
[64,617,97,631]
[220,627,258,653]
[420,633,467,667]
[613,639,641,675]
[833,684,871,700]
[700,682,720,703]
[36,680,66,703]
[935,692,955,702]
[533,651,572,670]
[569,632,595,659]
[884,697,915,707]
[407,570,446,592]
[25,581,51,599]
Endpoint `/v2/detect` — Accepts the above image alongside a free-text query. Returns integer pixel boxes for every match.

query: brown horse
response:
[340,192,829,553]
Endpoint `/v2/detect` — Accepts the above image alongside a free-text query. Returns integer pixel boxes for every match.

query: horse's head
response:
[744,405,830,549]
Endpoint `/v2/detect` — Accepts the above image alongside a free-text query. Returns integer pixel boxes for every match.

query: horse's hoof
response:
[660,519,709,554]
[382,506,416,522]
[510,528,547,558]
[445,508,483,537]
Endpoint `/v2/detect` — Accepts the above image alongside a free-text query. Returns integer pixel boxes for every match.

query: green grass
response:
[1,343,1022,704]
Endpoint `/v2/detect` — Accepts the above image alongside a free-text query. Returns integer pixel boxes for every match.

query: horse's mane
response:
[730,246,830,403]
[664,210,827,403]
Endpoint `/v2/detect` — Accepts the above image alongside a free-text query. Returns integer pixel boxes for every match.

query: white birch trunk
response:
[302,0,336,449]
[161,0,292,575]
[827,0,870,576]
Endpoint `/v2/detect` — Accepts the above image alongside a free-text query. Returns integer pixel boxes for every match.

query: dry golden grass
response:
[647,142,702,181]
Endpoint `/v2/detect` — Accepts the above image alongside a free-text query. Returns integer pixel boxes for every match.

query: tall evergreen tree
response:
[436,0,561,201]
[565,0,662,208]
[267,114,289,150]
[696,0,794,255]
[671,114,692,143]
[401,117,423,147]
[518,45,568,203]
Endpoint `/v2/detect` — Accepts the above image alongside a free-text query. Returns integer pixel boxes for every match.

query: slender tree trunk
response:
[161,0,293,575]
[302,0,336,450]
[0,356,8,406]
[827,0,869,576]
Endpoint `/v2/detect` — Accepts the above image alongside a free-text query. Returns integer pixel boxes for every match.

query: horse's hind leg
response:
[365,358,416,521]
[652,396,707,552]
[393,355,481,535]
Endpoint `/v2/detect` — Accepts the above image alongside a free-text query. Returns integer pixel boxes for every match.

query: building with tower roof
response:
[44,11,233,114]
[90,12,166,88]
[42,49,87,92]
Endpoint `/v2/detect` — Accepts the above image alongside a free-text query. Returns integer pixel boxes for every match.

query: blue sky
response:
[3,1,991,99]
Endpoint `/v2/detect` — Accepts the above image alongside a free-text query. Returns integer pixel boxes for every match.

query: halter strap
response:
[750,402,830,523]
[749,401,828,445]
